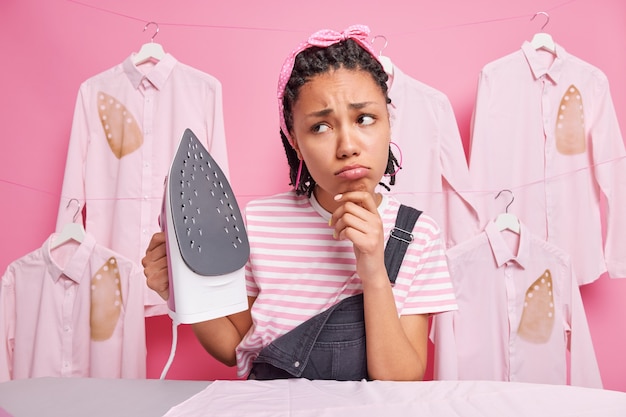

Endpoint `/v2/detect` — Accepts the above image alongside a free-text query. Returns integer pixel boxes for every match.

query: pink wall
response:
[1,0,625,390]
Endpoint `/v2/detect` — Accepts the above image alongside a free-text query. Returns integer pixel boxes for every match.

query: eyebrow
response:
[350,101,377,110]
[306,101,379,118]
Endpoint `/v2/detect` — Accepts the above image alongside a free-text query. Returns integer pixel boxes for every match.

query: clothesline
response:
[66,0,580,36]
[1,153,623,203]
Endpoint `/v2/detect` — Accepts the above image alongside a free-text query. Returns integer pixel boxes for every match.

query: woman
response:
[143,25,457,381]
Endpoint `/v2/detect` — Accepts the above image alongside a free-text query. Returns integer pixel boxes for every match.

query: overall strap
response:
[384,204,422,284]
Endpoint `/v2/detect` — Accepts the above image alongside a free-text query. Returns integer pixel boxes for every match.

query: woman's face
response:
[290,67,391,212]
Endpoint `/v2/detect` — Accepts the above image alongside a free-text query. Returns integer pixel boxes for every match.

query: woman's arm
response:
[362,282,428,381]
[330,192,427,381]
[192,297,255,366]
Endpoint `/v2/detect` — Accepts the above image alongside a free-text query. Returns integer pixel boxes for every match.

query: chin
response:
[345,181,376,194]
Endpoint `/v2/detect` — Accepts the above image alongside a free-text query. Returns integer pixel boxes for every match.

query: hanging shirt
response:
[0,233,147,382]
[431,220,602,388]
[55,54,231,314]
[378,64,480,249]
[235,191,458,377]
[468,42,626,284]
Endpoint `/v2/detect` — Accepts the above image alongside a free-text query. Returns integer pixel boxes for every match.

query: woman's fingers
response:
[330,192,383,253]
[144,231,166,254]
[142,232,170,300]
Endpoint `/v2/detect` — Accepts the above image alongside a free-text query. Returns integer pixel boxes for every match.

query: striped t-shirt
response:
[235,191,457,377]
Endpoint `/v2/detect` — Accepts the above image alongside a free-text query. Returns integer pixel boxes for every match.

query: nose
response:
[336,126,360,159]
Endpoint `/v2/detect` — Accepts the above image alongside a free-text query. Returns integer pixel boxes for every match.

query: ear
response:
[291,135,303,160]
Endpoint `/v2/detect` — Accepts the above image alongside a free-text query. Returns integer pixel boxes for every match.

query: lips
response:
[335,164,369,180]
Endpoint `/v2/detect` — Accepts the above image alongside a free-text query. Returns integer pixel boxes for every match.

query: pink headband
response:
[277,24,380,148]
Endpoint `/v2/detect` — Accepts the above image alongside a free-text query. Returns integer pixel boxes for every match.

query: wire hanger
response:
[493,189,520,234]
[132,21,166,65]
[529,11,556,54]
[372,34,393,76]
[51,199,86,249]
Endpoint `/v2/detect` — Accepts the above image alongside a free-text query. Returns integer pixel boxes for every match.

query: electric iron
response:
[160,128,249,325]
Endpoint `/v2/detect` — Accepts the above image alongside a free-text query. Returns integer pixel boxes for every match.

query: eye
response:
[311,123,330,134]
[358,114,375,126]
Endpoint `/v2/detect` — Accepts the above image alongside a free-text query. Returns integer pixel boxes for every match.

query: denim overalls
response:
[249,205,421,381]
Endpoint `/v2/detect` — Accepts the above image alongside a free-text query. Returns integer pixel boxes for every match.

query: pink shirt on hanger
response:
[431,221,602,388]
[0,234,147,381]
[380,64,480,249]
[468,42,626,284]
[55,54,231,314]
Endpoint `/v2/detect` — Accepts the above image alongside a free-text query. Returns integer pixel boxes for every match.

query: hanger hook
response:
[495,189,514,213]
[371,34,388,56]
[143,21,159,42]
[531,11,550,32]
[66,198,82,222]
